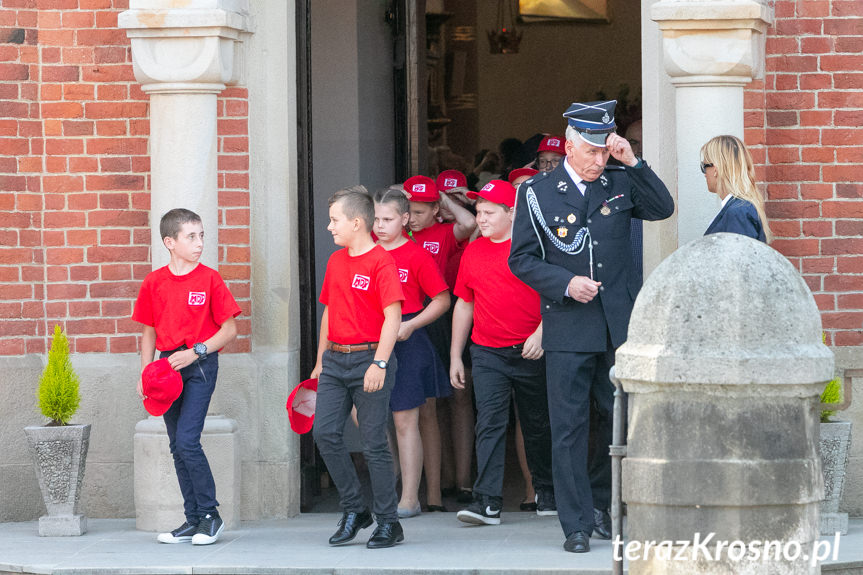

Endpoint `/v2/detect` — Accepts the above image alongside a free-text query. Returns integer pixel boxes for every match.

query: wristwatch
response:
[193,342,208,361]
[372,359,387,370]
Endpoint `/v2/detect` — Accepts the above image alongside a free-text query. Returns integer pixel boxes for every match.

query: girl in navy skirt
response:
[373,188,453,517]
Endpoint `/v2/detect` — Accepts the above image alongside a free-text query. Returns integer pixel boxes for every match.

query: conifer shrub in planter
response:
[24,325,91,536]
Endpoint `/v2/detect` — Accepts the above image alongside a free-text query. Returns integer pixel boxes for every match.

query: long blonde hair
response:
[700,135,772,243]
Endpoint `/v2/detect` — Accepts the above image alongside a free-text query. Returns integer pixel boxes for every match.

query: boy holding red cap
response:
[132,208,241,546]
[450,180,554,526]
[310,186,405,549]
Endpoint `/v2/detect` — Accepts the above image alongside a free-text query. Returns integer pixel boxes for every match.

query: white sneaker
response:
[157,521,197,543]
[191,513,224,545]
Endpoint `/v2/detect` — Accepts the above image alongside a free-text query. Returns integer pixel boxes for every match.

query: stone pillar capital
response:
[118,0,251,93]
[651,0,773,85]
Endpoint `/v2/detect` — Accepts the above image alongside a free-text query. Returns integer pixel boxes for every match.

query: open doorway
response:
[296,0,643,513]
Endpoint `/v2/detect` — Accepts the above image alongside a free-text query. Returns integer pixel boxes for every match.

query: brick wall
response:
[0,0,251,355]
[746,0,863,346]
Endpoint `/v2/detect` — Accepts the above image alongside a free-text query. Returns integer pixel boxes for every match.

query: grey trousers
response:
[313,348,399,523]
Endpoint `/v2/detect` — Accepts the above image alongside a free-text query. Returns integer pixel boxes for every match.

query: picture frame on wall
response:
[519,0,611,23]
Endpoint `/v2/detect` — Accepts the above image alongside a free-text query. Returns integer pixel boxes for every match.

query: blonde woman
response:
[701,135,771,243]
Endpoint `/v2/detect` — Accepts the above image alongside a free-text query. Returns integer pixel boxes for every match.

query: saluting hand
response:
[567,275,601,303]
[606,133,638,167]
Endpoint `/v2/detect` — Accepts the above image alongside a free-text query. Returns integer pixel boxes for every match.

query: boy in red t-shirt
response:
[132,208,241,546]
[310,187,405,549]
[450,180,554,526]
[404,174,477,502]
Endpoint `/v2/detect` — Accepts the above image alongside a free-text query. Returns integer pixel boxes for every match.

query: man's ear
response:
[163,236,175,250]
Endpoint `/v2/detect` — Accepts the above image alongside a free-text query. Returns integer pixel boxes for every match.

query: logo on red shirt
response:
[398,269,409,283]
[188,292,206,305]
[352,274,371,290]
[423,241,440,255]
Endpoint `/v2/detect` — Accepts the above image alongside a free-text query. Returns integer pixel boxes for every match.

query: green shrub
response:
[820,377,842,423]
[37,325,80,426]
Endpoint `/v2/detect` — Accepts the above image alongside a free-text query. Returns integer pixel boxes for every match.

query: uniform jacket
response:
[508,161,674,352]
[704,196,766,243]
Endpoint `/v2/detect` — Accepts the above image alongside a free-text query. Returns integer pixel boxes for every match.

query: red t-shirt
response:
[132,264,242,351]
[412,222,461,288]
[320,245,405,344]
[387,240,448,314]
[454,237,541,348]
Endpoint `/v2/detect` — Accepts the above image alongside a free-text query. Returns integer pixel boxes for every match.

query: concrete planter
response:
[819,420,852,536]
[23,423,91,536]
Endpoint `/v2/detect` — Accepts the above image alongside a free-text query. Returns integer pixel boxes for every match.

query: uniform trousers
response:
[545,343,614,536]
[160,350,220,524]
[313,349,399,523]
[470,344,553,499]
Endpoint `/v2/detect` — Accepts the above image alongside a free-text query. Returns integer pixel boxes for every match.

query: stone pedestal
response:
[134,415,240,531]
[24,424,91,536]
[616,233,833,574]
[820,420,852,535]
[651,0,772,246]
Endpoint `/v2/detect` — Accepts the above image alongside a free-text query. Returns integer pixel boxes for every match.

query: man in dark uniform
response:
[508,100,674,553]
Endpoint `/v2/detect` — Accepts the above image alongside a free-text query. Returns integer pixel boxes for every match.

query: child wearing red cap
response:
[536,135,566,173]
[132,208,241,546]
[403,174,478,503]
[373,187,452,517]
[450,181,555,526]
[310,186,405,549]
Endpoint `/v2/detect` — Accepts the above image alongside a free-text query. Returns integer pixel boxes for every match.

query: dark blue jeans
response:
[160,350,220,524]
[313,349,399,523]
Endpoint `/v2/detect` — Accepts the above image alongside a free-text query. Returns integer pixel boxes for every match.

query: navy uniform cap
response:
[563,100,617,148]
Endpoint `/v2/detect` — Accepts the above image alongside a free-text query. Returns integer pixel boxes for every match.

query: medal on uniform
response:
[567,213,576,224]
[600,205,611,216]
[557,226,568,238]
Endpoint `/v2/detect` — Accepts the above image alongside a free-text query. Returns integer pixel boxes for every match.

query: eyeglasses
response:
[537,157,561,170]
[700,162,714,174]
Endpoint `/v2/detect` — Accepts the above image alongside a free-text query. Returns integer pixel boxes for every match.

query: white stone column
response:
[119,0,249,269]
[651,0,772,247]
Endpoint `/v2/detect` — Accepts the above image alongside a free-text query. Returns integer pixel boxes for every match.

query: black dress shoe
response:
[564,531,590,553]
[366,521,404,549]
[593,508,612,540]
[328,510,373,545]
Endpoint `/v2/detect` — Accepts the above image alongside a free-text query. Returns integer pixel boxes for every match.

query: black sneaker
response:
[456,494,502,525]
[191,512,224,545]
[536,488,558,516]
[156,520,198,544]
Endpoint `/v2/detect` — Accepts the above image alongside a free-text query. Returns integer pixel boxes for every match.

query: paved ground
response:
[0,514,861,574]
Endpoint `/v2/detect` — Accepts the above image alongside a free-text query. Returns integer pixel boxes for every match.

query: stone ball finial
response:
[616,233,833,386]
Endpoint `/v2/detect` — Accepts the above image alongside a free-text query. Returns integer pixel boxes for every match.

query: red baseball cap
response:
[467,179,516,208]
[508,167,538,185]
[141,358,183,416]
[538,135,566,156]
[286,378,318,434]
[403,175,439,202]
[436,170,467,192]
